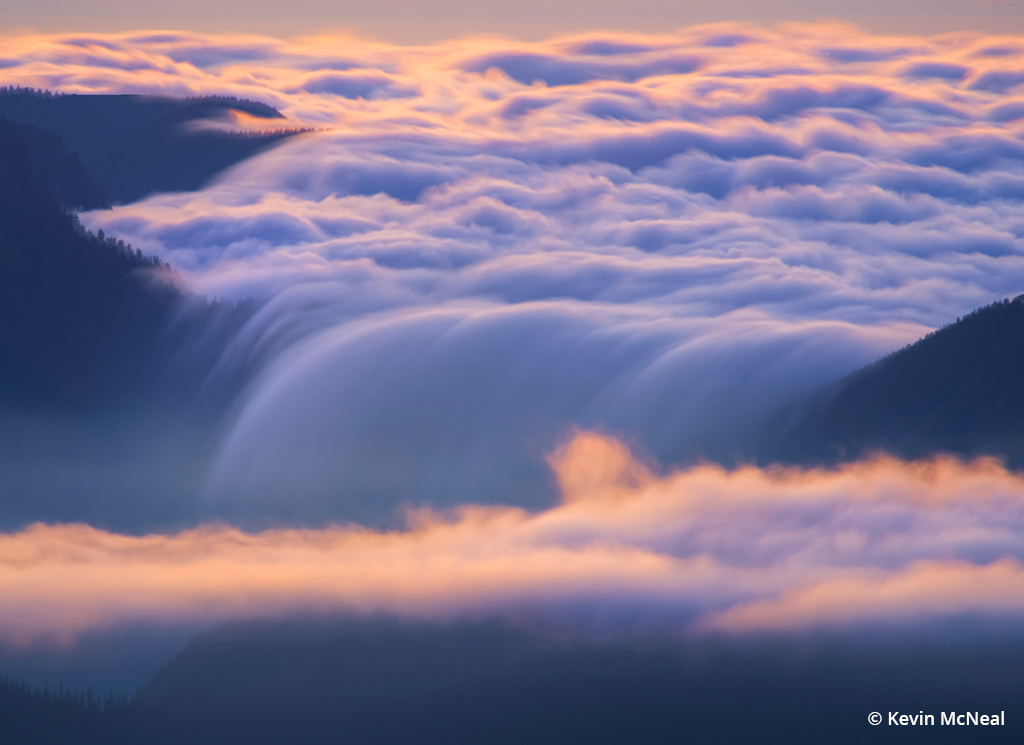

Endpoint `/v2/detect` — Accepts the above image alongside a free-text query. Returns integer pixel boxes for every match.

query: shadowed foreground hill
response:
[775,297,1024,467]
[0,88,304,204]
[0,677,128,745]
[2,617,1022,744]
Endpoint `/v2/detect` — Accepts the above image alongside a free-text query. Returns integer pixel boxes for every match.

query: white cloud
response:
[1,24,1022,519]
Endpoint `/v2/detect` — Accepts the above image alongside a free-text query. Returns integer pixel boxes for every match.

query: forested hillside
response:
[0,118,108,209]
[775,297,1024,467]
[0,115,255,529]
[0,117,179,408]
[0,88,304,203]
[0,677,128,745]
[3,616,1022,745]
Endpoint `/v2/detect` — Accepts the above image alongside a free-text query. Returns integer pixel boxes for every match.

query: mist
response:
[1,25,1024,706]
[4,432,1024,646]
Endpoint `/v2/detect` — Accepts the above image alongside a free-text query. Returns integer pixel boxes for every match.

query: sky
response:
[2,19,1024,666]
[0,0,1020,41]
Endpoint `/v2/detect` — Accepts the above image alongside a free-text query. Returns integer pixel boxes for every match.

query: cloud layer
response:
[2,25,1024,520]
[4,433,1024,645]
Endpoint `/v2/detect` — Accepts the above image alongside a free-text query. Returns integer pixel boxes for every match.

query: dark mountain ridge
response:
[0,87,306,204]
[0,113,260,413]
[0,117,176,408]
[773,295,1024,467]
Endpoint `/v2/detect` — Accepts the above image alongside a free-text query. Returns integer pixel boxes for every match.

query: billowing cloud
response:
[4,433,1024,645]
[2,25,1024,522]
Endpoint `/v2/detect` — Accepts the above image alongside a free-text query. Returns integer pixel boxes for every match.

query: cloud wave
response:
[2,24,1024,520]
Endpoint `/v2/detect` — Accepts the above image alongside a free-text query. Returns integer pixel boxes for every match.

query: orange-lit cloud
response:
[4,432,1024,645]
[2,28,1024,641]
[707,558,1024,631]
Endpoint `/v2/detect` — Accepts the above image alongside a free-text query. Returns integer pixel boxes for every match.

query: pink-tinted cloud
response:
[707,559,1024,631]
[4,433,1024,645]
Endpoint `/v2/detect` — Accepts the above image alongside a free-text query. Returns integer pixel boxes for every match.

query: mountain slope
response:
[0,117,108,209]
[776,296,1024,466]
[0,118,180,407]
[0,88,304,204]
[0,116,259,529]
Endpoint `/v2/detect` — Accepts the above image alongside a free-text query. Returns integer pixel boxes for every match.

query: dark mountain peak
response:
[776,295,1024,466]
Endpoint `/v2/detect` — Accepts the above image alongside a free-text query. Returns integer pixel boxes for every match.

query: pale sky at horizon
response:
[0,0,1020,42]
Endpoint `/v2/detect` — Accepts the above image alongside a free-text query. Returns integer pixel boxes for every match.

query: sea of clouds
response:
[1,23,1024,634]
